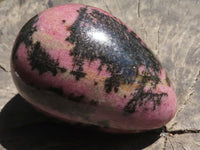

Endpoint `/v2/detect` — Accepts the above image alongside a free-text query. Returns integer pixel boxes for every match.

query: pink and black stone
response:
[11,4,177,133]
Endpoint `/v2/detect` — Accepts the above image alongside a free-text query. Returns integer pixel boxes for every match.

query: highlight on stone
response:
[11,4,177,133]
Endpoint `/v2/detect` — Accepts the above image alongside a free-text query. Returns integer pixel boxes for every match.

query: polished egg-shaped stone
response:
[11,4,177,133]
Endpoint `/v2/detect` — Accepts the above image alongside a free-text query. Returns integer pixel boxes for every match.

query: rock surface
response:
[0,0,200,149]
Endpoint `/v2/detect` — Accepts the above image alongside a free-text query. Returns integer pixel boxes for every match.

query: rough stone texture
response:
[0,0,199,149]
[165,133,200,150]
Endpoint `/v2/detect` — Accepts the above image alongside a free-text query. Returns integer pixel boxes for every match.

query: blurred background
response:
[0,0,200,149]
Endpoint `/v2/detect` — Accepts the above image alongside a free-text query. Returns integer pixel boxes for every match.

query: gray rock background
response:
[0,0,199,149]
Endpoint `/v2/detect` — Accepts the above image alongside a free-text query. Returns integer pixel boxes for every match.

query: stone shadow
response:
[0,94,162,150]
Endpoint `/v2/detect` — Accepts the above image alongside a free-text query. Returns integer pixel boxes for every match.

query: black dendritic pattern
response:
[12,6,168,112]
[27,41,66,76]
[12,15,38,60]
[12,15,67,76]
[66,7,161,92]
[66,6,166,113]
[124,87,167,113]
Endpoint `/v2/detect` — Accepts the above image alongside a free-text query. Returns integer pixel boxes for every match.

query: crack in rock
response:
[159,126,200,149]
[160,126,200,136]
[162,136,167,150]
[137,0,141,18]
[176,70,200,115]
[168,138,175,150]
[0,65,8,72]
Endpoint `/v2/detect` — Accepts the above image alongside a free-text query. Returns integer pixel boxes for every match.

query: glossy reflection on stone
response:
[11,4,177,133]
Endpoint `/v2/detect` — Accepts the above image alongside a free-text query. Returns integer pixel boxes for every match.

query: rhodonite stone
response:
[11,4,177,133]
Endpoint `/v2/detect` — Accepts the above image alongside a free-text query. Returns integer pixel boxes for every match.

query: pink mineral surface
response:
[11,4,177,133]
